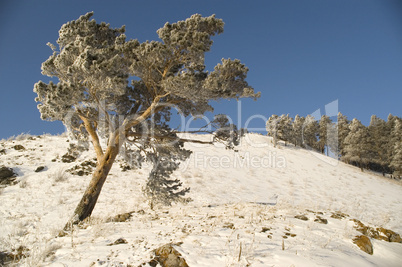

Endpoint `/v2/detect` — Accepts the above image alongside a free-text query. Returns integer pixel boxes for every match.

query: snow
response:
[0,133,401,266]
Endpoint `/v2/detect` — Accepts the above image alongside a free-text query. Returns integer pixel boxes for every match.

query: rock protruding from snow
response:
[0,166,17,186]
[13,145,25,151]
[107,238,128,246]
[294,214,309,221]
[353,235,373,255]
[144,243,189,267]
[35,166,45,172]
[106,212,134,223]
[352,219,402,243]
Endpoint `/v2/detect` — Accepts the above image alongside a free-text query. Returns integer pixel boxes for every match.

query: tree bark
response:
[64,142,120,230]
[79,115,104,163]
[62,97,166,232]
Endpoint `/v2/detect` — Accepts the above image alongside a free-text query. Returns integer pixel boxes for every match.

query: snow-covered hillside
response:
[0,133,401,266]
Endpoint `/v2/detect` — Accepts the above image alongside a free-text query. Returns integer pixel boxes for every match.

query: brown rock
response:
[106,212,134,223]
[0,166,17,185]
[13,145,25,151]
[377,227,402,243]
[294,215,309,221]
[353,235,373,255]
[330,212,348,220]
[107,238,127,246]
[352,219,402,243]
[261,227,271,233]
[0,251,13,265]
[35,166,45,172]
[61,153,76,163]
[149,243,188,267]
[223,222,235,229]
[314,216,328,224]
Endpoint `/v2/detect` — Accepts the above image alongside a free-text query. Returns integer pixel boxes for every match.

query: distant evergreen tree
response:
[337,112,350,160]
[292,115,305,147]
[265,110,399,177]
[266,114,280,147]
[302,115,319,151]
[277,114,293,146]
[343,118,373,171]
[385,114,399,170]
[390,142,402,179]
[327,122,338,157]
[387,114,397,128]
[318,115,332,155]
[390,119,402,178]
[368,115,390,175]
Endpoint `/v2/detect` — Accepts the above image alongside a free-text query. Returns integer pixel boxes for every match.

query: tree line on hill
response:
[266,113,402,178]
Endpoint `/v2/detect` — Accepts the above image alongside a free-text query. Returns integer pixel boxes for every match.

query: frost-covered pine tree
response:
[326,121,338,157]
[386,114,399,171]
[277,114,293,146]
[337,112,350,160]
[318,115,332,155]
[343,118,373,171]
[390,119,402,178]
[368,115,390,175]
[390,142,402,179]
[292,115,304,147]
[144,152,191,209]
[302,115,319,150]
[266,114,280,147]
[34,12,259,228]
[211,114,240,148]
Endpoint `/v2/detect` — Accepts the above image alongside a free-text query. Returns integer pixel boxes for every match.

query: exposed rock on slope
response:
[0,166,17,186]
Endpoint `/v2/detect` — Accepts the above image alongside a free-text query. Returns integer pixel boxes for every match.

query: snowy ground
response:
[0,133,401,266]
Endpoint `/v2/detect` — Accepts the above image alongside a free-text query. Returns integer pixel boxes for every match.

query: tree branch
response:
[122,93,169,132]
[78,114,104,163]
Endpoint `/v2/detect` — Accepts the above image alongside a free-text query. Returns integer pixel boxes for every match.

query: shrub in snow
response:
[50,169,68,183]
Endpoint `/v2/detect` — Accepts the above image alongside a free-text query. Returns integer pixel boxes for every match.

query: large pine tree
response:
[34,13,259,228]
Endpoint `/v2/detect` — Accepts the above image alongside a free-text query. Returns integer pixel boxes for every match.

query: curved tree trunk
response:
[64,143,120,231]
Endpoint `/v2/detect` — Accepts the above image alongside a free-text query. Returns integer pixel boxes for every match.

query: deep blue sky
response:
[0,0,401,138]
